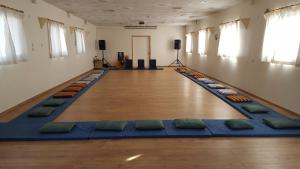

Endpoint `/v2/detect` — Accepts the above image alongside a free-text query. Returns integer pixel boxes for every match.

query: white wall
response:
[184,0,300,114]
[0,0,97,113]
[96,26,185,66]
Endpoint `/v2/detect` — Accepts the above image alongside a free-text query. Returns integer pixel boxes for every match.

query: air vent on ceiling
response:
[124,26,157,29]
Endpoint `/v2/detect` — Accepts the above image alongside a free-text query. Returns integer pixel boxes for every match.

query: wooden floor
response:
[56,68,245,122]
[0,68,300,169]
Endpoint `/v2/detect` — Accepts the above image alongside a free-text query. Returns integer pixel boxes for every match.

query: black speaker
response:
[174,39,181,50]
[149,59,157,69]
[138,59,145,69]
[118,52,124,61]
[99,40,106,50]
[125,59,133,69]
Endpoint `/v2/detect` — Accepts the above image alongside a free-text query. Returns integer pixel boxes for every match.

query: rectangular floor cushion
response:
[135,120,165,130]
[225,120,254,130]
[28,107,56,117]
[208,84,226,89]
[39,122,76,133]
[77,80,91,84]
[43,99,66,107]
[242,104,269,114]
[192,75,206,79]
[226,95,252,103]
[197,78,215,84]
[263,118,300,129]
[95,121,128,131]
[175,119,206,129]
[53,92,77,98]
[217,89,238,95]
[70,83,86,88]
[62,87,82,92]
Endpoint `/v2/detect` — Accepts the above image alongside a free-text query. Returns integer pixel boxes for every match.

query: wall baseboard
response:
[186,67,300,118]
[0,69,93,117]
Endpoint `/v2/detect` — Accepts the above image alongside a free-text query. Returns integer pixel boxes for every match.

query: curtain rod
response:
[219,18,241,26]
[0,4,24,13]
[265,2,300,14]
[39,17,64,25]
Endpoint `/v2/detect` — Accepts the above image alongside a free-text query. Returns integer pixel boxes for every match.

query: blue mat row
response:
[1,120,300,141]
[178,71,288,120]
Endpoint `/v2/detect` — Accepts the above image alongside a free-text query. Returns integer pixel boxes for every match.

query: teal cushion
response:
[175,119,206,129]
[225,120,254,130]
[95,121,127,131]
[242,104,269,113]
[28,107,56,117]
[263,118,300,129]
[135,120,164,130]
[43,99,66,107]
[39,122,76,133]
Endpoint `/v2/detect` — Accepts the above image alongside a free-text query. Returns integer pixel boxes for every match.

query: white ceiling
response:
[44,0,245,26]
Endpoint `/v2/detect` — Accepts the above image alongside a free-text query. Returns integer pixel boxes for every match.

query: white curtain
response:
[48,21,68,58]
[198,29,209,56]
[262,6,300,65]
[218,21,241,59]
[0,7,28,65]
[186,33,192,53]
[75,28,86,55]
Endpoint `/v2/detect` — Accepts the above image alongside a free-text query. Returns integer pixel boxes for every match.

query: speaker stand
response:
[101,50,112,67]
[168,50,184,67]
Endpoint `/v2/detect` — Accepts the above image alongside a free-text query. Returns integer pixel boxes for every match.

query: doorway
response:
[132,36,151,68]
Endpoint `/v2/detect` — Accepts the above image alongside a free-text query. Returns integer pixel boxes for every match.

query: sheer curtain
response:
[0,7,28,65]
[186,33,192,53]
[218,21,241,59]
[75,28,86,55]
[48,21,68,58]
[198,29,209,56]
[262,6,300,65]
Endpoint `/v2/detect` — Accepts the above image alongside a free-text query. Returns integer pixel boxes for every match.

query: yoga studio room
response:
[1,0,300,168]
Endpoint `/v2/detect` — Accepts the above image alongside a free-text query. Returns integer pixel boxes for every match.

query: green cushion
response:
[39,122,76,133]
[28,107,56,117]
[175,119,206,129]
[95,121,127,131]
[263,118,300,129]
[242,104,269,113]
[135,120,164,130]
[225,120,254,130]
[43,99,66,107]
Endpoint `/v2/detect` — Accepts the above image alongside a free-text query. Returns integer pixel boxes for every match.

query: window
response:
[48,21,68,58]
[186,33,192,53]
[75,28,86,55]
[262,6,300,65]
[198,29,209,56]
[218,21,241,59]
[0,7,28,65]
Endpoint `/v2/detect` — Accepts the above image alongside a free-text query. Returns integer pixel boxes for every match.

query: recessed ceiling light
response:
[172,7,182,10]
[200,0,208,3]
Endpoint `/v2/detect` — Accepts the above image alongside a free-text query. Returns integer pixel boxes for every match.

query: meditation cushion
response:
[175,119,206,129]
[263,118,300,129]
[225,120,254,130]
[226,95,252,103]
[217,89,238,95]
[39,122,76,133]
[43,99,66,107]
[242,104,269,113]
[197,78,215,84]
[62,87,82,92]
[53,92,77,98]
[208,84,226,89]
[70,83,86,88]
[95,121,128,131]
[135,120,165,130]
[192,74,206,79]
[28,107,56,117]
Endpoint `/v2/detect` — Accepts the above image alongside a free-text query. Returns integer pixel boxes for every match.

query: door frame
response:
[131,35,151,62]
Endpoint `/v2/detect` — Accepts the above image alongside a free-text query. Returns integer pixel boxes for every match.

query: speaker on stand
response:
[99,40,111,67]
[168,39,184,67]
